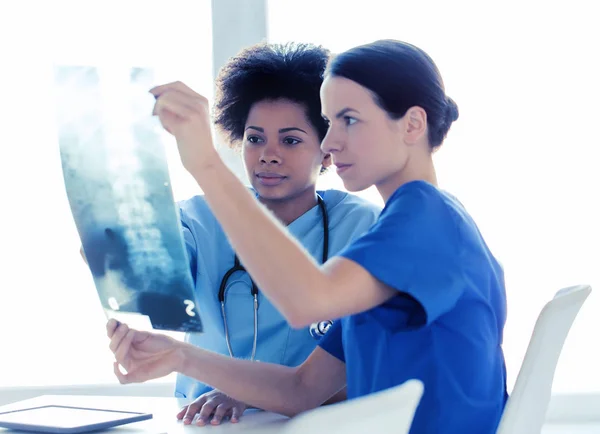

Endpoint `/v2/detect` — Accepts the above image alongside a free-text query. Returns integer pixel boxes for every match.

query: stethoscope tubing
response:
[219,195,329,361]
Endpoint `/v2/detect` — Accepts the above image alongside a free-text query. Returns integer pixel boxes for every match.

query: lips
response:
[335,163,352,175]
[256,172,286,179]
[255,172,287,186]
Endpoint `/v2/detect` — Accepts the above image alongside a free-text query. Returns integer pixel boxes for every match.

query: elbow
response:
[284,278,332,328]
[279,407,302,418]
[286,310,314,329]
[287,307,330,329]
[285,295,328,329]
[284,298,325,329]
[279,368,316,417]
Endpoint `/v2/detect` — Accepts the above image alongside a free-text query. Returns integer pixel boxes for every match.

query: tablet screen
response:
[0,405,151,432]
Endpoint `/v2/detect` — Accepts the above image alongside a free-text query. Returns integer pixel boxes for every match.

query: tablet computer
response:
[0,404,152,433]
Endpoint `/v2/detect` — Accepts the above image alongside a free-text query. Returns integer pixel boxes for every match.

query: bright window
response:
[2,0,597,395]
[267,0,600,394]
[0,0,212,387]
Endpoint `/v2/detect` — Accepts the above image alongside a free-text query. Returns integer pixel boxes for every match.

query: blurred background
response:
[0,0,597,399]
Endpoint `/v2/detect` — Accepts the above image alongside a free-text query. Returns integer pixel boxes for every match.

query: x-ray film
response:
[55,65,203,332]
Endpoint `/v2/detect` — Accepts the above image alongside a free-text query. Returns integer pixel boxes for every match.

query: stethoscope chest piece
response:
[309,320,333,339]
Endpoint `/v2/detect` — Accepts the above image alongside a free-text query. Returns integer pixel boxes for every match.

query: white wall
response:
[0,383,173,407]
[0,1,597,424]
[0,0,213,389]
[267,0,600,396]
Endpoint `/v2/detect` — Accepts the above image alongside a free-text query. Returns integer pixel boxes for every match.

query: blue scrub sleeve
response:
[341,184,465,326]
[317,320,345,363]
[179,213,198,285]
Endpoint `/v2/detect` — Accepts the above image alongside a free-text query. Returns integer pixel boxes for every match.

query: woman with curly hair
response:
[172,42,381,424]
[107,39,507,434]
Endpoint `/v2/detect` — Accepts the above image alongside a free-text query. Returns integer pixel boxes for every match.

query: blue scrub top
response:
[175,189,381,399]
[319,181,508,434]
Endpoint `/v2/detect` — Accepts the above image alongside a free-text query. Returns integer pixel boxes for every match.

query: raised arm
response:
[195,165,395,326]
[150,82,396,328]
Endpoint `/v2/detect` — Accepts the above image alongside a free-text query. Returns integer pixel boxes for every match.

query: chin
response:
[342,178,371,193]
[252,184,289,201]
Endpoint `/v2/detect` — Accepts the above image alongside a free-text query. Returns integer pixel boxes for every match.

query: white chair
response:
[496,284,592,434]
[281,379,424,434]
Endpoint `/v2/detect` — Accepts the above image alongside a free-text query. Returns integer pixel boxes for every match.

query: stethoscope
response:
[218,195,332,361]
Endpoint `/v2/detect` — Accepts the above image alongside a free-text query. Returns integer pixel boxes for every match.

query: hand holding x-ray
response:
[107,319,183,384]
[150,81,219,176]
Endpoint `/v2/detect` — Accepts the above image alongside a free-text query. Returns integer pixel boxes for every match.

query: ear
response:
[403,106,428,145]
[321,152,332,169]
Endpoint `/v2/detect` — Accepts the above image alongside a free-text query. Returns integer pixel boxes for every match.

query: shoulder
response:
[377,181,462,244]
[385,181,446,212]
[320,189,381,223]
[177,195,210,217]
[176,195,219,230]
[386,181,456,218]
[177,187,254,221]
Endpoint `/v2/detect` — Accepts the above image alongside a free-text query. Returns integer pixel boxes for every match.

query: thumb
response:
[113,361,146,384]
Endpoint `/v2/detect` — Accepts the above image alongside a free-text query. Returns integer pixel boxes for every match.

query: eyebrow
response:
[335,107,359,119]
[322,107,360,121]
[279,127,307,134]
[245,126,308,134]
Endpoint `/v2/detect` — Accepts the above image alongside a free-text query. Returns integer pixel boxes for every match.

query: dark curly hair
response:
[213,42,330,149]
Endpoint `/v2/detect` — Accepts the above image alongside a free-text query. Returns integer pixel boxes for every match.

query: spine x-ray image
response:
[55,65,203,333]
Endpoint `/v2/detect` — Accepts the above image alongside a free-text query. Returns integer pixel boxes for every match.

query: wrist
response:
[174,341,193,375]
[186,150,223,181]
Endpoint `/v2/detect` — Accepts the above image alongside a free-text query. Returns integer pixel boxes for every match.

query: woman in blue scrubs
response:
[172,42,380,423]
[107,40,508,434]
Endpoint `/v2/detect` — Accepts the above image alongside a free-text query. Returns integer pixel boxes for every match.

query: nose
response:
[321,128,343,155]
[260,143,282,165]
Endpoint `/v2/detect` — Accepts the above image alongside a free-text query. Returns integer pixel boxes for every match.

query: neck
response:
[376,152,438,203]
[259,187,318,225]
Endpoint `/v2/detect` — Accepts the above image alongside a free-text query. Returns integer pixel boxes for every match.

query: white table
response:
[0,395,289,433]
[1,394,598,433]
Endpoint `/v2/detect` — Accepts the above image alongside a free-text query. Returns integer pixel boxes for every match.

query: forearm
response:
[191,158,329,327]
[177,341,313,416]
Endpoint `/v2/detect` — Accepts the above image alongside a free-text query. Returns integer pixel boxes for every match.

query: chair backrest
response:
[282,379,424,434]
[496,284,592,434]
